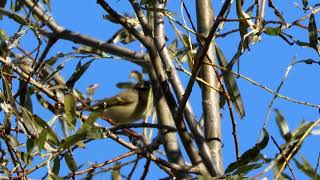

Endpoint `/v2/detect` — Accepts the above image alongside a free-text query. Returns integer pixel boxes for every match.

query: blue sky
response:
[1,0,320,179]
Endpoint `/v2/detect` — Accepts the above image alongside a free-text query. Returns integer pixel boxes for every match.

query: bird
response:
[91,81,153,125]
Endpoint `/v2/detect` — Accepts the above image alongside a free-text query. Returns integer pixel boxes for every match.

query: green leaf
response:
[4,112,11,134]
[0,29,8,57]
[292,121,313,140]
[2,73,16,115]
[274,109,291,142]
[302,0,308,9]
[37,129,48,151]
[116,82,135,89]
[20,107,38,137]
[19,82,33,113]
[19,151,33,165]
[7,134,19,148]
[81,111,102,131]
[33,115,59,145]
[232,162,265,175]
[168,39,178,55]
[215,45,245,119]
[264,27,282,36]
[42,63,64,83]
[26,138,34,154]
[48,173,64,180]
[108,28,136,44]
[225,129,269,174]
[9,14,29,26]
[64,153,77,172]
[60,133,86,149]
[52,156,60,175]
[45,53,63,66]
[85,127,106,139]
[64,92,77,130]
[308,14,319,54]
[66,59,94,89]
[293,156,320,179]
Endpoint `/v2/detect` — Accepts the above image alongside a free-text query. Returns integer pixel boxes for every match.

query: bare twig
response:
[140,159,151,180]
[128,156,140,179]
[275,118,320,179]
[73,150,139,176]
[314,152,320,180]
[270,136,296,180]
[258,58,295,142]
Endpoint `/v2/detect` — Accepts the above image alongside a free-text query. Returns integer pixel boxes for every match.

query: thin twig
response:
[275,118,320,179]
[108,123,177,133]
[270,136,296,180]
[72,150,139,177]
[128,156,140,179]
[314,152,320,180]
[96,0,151,47]
[140,159,151,180]
[202,62,320,108]
[257,57,295,142]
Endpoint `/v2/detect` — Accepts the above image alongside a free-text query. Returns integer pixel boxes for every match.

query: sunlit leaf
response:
[64,92,77,130]
[275,109,291,141]
[264,27,282,36]
[7,134,19,148]
[81,111,101,131]
[273,163,292,180]
[48,173,64,180]
[42,63,64,83]
[292,121,313,140]
[293,156,320,179]
[60,133,86,149]
[168,39,178,55]
[86,127,106,139]
[33,115,59,144]
[37,129,48,151]
[215,45,245,119]
[8,29,29,50]
[87,83,100,95]
[107,28,137,44]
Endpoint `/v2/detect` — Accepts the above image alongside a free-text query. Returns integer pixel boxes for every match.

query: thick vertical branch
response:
[153,0,221,176]
[196,0,224,174]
